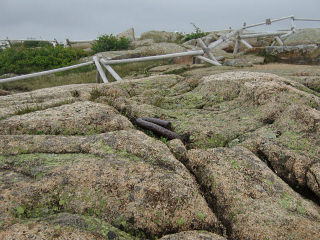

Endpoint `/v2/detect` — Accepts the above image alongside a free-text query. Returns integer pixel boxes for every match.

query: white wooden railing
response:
[0,15,319,85]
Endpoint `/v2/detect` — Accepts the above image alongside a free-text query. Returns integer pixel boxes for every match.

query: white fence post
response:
[93,56,108,83]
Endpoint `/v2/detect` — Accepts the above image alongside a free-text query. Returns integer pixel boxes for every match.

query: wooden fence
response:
[1,15,319,85]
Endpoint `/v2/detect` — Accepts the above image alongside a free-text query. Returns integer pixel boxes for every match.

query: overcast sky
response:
[1,0,319,42]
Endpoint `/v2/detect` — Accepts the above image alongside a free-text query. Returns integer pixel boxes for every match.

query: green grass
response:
[0,68,97,91]
[0,45,88,75]
[13,99,74,116]
[0,60,170,92]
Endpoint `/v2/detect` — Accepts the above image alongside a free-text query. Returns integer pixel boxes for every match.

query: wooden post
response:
[196,56,221,66]
[6,37,12,48]
[66,38,71,47]
[197,38,219,62]
[233,33,240,55]
[103,64,123,81]
[291,17,296,32]
[275,36,284,46]
[93,56,108,83]
[96,71,101,83]
[240,39,253,49]
[53,38,59,46]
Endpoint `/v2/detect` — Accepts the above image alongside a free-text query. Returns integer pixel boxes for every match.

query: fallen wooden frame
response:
[136,118,182,140]
[98,42,224,81]
[1,15,319,85]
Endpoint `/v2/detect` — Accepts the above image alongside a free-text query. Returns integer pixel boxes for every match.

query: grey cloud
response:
[0,0,319,41]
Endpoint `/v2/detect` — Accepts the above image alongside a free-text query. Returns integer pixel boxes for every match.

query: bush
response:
[182,23,208,42]
[23,40,53,48]
[0,46,88,75]
[91,34,130,53]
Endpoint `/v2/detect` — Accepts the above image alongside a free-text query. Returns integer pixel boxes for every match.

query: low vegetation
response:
[0,45,88,75]
[92,34,131,53]
[176,23,209,43]
[0,60,169,91]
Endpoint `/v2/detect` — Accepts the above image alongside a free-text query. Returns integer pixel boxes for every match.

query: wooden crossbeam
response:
[93,56,108,83]
[275,36,284,46]
[196,56,222,66]
[103,64,123,81]
[240,39,253,49]
[197,38,219,62]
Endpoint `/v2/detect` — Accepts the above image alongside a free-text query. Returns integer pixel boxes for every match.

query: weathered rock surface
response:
[0,130,222,238]
[160,230,226,240]
[132,39,155,48]
[0,101,133,135]
[224,59,253,67]
[1,67,320,239]
[0,213,136,240]
[284,28,320,45]
[117,28,135,42]
[0,89,9,96]
[265,44,320,64]
[140,30,179,43]
[187,147,320,240]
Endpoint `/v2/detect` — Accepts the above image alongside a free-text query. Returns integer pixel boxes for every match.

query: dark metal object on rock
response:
[136,118,181,140]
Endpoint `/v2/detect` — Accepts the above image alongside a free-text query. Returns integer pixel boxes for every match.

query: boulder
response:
[187,147,320,240]
[202,32,219,45]
[224,59,253,67]
[0,89,9,96]
[117,28,135,42]
[284,28,320,45]
[140,30,179,43]
[131,39,155,48]
[0,101,133,135]
[1,68,320,239]
[0,213,134,240]
[0,131,222,238]
[265,44,320,64]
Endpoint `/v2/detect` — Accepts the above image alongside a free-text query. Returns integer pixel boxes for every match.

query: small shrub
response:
[89,87,104,101]
[183,23,208,42]
[92,34,130,53]
[23,40,52,48]
[0,46,88,75]
[70,90,80,97]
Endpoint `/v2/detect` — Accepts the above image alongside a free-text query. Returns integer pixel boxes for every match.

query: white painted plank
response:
[233,39,239,55]
[103,64,123,81]
[240,32,287,39]
[197,38,218,62]
[100,50,204,65]
[93,56,108,83]
[275,36,284,46]
[196,56,221,66]
[0,61,94,84]
[240,39,253,49]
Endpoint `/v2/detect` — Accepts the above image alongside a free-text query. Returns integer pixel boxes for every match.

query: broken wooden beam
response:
[136,118,181,140]
[197,38,219,62]
[141,117,172,129]
[240,39,253,49]
[93,56,108,83]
